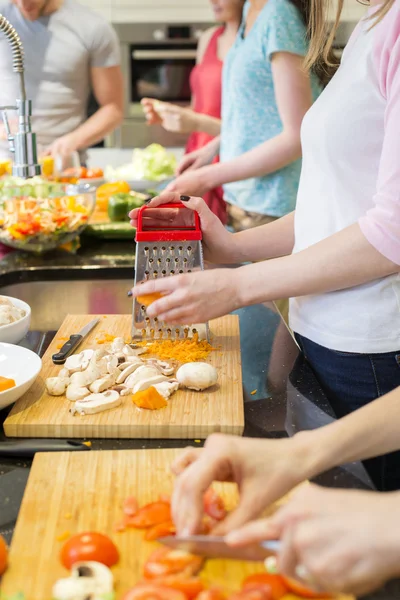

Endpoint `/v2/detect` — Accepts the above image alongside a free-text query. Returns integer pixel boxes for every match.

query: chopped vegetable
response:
[127,501,171,529]
[122,584,187,600]
[132,387,168,410]
[250,390,257,395]
[145,576,204,600]
[203,489,227,521]
[137,292,163,307]
[104,144,177,183]
[96,181,130,212]
[144,520,176,541]
[143,548,203,579]
[0,534,8,575]
[96,334,116,344]
[0,376,16,392]
[56,530,71,542]
[123,496,139,517]
[281,577,332,599]
[242,574,288,600]
[108,191,148,222]
[137,336,215,363]
[60,532,119,569]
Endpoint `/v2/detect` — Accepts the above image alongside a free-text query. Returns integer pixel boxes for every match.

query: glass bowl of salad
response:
[0,178,95,253]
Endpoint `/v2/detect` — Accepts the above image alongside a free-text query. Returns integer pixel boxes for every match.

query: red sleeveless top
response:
[186,27,227,224]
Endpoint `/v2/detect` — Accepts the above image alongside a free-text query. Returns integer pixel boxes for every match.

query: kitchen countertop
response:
[0,224,399,598]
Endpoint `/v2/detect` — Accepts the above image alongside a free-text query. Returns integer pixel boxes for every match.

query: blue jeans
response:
[295,333,400,491]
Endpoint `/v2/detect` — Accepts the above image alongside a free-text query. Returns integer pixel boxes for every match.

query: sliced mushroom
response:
[106,354,119,373]
[112,384,132,396]
[65,349,94,374]
[52,560,113,600]
[70,390,121,416]
[116,362,144,384]
[66,384,90,402]
[46,377,69,396]
[117,356,144,370]
[123,344,146,357]
[153,380,179,399]
[145,359,176,376]
[89,371,118,394]
[70,353,102,387]
[59,368,70,379]
[132,374,169,394]
[125,365,161,389]
[111,337,125,353]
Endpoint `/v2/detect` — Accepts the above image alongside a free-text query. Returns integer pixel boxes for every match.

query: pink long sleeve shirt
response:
[289,3,400,353]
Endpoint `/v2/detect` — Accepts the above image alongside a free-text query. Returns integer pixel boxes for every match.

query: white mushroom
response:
[89,371,118,394]
[65,349,94,374]
[106,354,119,373]
[176,362,218,391]
[145,359,176,376]
[70,353,102,387]
[70,390,121,416]
[125,365,161,390]
[59,368,70,379]
[132,375,169,394]
[112,384,132,396]
[46,377,70,396]
[117,356,144,370]
[66,384,90,402]
[116,362,144,384]
[153,380,179,399]
[111,337,125,353]
[52,561,113,600]
[123,344,146,357]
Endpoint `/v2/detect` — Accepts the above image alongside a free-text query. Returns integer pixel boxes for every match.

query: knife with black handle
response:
[0,439,92,458]
[52,318,99,364]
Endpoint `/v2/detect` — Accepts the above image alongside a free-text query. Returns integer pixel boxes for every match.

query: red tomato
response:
[242,574,288,600]
[282,577,332,599]
[229,589,272,600]
[122,584,187,600]
[143,548,204,579]
[123,496,139,516]
[128,501,172,529]
[0,535,8,575]
[196,589,226,600]
[63,167,87,179]
[145,520,176,541]
[203,489,227,521]
[86,168,104,179]
[143,576,205,600]
[60,532,119,569]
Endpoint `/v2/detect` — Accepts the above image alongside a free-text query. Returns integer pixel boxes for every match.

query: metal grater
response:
[132,202,209,341]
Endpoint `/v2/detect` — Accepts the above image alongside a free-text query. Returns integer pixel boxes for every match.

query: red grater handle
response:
[136,202,202,242]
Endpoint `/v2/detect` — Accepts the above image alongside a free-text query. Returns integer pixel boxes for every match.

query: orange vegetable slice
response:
[132,387,168,410]
[144,519,176,541]
[0,377,16,392]
[143,547,204,579]
[203,488,227,521]
[127,501,171,529]
[137,292,163,307]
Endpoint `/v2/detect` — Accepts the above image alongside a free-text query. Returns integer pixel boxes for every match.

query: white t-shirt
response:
[289,4,400,353]
[0,0,120,158]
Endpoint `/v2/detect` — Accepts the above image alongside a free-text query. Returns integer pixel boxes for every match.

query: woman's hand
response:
[45,132,80,157]
[166,166,215,197]
[226,484,400,597]
[129,192,236,264]
[141,98,199,134]
[170,433,315,537]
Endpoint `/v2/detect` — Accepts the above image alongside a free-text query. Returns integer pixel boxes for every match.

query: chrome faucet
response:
[0,14,41,178]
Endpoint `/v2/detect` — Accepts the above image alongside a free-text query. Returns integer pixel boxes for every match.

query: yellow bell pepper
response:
[0,160,12,177]
[96,181,130,212]
[40,156,54,177]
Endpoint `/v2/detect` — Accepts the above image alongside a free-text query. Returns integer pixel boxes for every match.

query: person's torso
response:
[0,0,98,157]
[220,0,321,217]
[289,14,400,353]
[187,27,224,153]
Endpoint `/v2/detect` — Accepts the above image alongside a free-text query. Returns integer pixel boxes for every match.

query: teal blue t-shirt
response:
[220,0,322,217]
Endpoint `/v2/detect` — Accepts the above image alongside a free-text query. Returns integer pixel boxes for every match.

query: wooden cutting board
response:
[4,314,243,439]
[0,449,353,600]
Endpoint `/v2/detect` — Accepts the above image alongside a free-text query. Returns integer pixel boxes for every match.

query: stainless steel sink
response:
[0,277,133,331]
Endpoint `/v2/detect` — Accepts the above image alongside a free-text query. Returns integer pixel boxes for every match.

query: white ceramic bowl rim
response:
[0,297,31,333]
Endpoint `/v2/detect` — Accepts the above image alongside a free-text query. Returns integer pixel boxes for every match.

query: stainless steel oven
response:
[111,23,212,149]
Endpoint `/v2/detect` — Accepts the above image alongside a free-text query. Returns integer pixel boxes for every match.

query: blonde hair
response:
[306,0,395,76]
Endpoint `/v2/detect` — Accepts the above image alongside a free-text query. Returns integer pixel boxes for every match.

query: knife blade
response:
[52,318,100,364]
[158,536,281,562]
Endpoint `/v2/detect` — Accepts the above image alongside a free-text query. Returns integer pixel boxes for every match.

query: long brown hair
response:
[305,0,395,82]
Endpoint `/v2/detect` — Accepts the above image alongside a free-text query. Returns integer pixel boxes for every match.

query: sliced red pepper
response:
[144,520,176,541]
[203,489,227,521]
[127,501,171,529]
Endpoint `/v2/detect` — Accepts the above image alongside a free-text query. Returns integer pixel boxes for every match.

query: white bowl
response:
[0,297,31,345]
[0,342,42,410]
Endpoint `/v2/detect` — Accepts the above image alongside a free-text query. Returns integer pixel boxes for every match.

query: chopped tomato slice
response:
[242,574,288,600]
[282,577,332,599]
[123,496,139,516]
[229,589,272,600]
[196,589,226,600]
[122,584,187,600]
[128,501,172,529]
[145,520,176,541]
[200,516,219,535]
[143,548,204,579]
[203,489,227,521]
[60,531,119,569]
[140,576,205,600]
[0,535,8,576]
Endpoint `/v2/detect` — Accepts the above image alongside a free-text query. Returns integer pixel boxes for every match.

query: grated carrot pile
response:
[137,335,215,363]
[96,333,116,344]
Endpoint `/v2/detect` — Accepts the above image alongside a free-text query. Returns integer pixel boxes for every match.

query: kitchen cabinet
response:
[79,0,365,24]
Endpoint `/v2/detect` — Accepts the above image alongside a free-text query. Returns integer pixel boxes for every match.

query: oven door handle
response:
[132,49,197,60]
